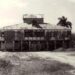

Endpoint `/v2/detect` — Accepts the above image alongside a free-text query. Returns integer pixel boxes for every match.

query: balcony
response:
[24,37,44,40]
[65,37,70,40]
[0,37,4,41]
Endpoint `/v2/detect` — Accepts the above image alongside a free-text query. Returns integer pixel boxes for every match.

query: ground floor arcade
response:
[0,40,71,51]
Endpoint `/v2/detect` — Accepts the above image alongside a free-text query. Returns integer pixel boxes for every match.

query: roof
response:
[1,23,71,31]
[23,14,44,18]
[40,24,71,30]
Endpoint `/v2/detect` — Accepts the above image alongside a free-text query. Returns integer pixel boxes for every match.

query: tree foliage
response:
[57,16,72,28]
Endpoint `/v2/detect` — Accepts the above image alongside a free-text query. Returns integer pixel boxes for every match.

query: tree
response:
[57,16,72,28]
[32,20,42,28]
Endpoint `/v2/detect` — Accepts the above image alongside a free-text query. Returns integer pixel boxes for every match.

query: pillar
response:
[54,40,56,50]
[1,41,2,51]
[0,41,1,50]
[62,40,65,49]
[45,30,47,38]
[47,41,49,51]
[4,41,6,51]
[21,40,22,52]
[39,41,41,51]
[29,41,31,51]
[13,41,14,52]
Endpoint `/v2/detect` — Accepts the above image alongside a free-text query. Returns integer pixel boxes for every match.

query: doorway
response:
[22,41,29,51]
[30,41,39,51]
[14,41,21,51]
[48,41,55,51]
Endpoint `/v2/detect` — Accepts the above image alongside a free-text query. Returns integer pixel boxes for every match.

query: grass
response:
[0,52,74,75]
[0,58,13,75]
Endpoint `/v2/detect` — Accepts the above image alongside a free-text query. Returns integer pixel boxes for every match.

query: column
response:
[45,30,47,38]
[62,40,65,49]
[0,41,2,50]
[38,41,40,51]
[0,41,1,50]
[2,41,7,51]
[29,41,31,51]
[47,41,49,51]
[54,40,56,50]
[13,41,14,52]
[21,40,22,52]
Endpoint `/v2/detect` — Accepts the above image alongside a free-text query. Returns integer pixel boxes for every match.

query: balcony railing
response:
[0,30,71,41]
[0,37,4,41]
[24,37,44,40]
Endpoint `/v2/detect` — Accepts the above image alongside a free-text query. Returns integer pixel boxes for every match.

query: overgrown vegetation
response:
[0,53,74,75]
[0,58,13,75]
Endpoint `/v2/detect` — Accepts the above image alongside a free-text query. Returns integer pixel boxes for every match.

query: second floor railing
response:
[0,29,71,41]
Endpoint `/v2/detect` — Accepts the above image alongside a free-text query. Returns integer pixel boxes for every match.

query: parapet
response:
[23,14,44,24]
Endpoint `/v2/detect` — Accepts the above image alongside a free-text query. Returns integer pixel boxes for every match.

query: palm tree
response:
[57,16,72,28]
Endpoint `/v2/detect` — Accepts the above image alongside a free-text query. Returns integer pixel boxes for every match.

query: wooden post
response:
[4,41,6,51]
[69,40,71,48]
[23,30,24,40]
[29,41,30,51]
[1,41,2,51]
[45,30,47,38]
[47,42,48,51]
[39,41,41,51]
[62,40,65,49]
[21,40,22,52]
[54,40,56,50]
[13,41,14,52]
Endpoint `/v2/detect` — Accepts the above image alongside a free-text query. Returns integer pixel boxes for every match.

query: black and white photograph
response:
[0,0,75,75]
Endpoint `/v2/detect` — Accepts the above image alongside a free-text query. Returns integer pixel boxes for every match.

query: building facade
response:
[0,14,71,51]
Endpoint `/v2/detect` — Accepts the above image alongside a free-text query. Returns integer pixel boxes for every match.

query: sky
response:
[0,0,75,32]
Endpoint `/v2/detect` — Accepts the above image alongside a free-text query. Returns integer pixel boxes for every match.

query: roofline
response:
[0,28,71,32]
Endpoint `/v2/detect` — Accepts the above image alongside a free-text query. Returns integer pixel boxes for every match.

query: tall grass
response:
[0,58,13,75]
[0,53,74,75]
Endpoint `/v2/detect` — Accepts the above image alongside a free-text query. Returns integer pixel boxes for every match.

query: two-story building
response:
[0,14,71,51]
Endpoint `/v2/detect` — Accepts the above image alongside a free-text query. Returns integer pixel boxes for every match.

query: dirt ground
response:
[0,52,75,75]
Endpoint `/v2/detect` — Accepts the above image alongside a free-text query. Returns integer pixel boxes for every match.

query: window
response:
[46,31,52,38]
[67,31,71,37]
[40,41,47,50]
[34,30,44,37]
[4,30,15,42]
[62,31,71,39]
[22,41,29,51]
[0,31,1,37]
[58,31,62,39]
[1,32,4,37]
[14,41,21,51]
[56,31,62,39]
[24,30,33,37]
[61,31,68,39]
[16,31,24,40]
[54,31,58,38]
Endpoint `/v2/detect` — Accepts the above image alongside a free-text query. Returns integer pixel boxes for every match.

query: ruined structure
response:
[0,14,71,51]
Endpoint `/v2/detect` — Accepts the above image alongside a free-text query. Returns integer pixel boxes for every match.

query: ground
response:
[0,51,75,75]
